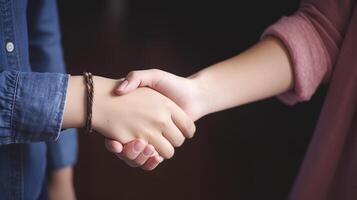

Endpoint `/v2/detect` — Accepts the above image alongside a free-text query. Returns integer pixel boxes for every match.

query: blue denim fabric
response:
[0,0,78,199]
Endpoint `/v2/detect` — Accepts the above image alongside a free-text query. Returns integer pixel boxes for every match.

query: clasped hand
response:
[88,75,197,170]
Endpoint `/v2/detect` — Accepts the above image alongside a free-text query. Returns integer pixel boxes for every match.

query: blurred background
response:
[58,0,327,199]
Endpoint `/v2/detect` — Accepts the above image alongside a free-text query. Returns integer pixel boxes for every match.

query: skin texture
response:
[108,37,294,168]
[48,167,76,200]
[104,138,163,170]
[62,76,195,160]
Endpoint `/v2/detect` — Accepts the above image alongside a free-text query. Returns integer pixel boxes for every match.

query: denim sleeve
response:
[27,0,67,74]
[0,70,68,145]
[27,0,78,169]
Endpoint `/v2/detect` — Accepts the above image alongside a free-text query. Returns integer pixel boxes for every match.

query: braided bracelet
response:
[83,72,94,134]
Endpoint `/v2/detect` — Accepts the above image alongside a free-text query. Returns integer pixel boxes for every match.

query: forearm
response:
[62,75,118,129]
[191,37,294,116]
[62,75,116,129]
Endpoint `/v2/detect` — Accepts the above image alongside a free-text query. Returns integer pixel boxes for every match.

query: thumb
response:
[115,69,165,95]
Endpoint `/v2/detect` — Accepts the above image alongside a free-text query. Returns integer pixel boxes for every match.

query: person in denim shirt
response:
[0,0,78,199]
[0,0,196,199]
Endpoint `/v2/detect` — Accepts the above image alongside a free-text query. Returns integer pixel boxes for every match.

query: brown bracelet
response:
[83,72,94,134]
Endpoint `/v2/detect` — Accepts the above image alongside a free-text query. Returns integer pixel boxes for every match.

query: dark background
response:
[58,0,327,199]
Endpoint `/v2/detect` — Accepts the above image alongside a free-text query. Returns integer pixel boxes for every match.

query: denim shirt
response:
[0,0,78,199]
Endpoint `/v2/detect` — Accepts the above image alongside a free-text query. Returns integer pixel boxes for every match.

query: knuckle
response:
[140,129,155,142]
[184,119,196,138]
[174,137,185,147]
[148,68,161,73]
[135,159,145,166]
[124,151,136,160]
[189,123,196,138]
[126,155,135,161]
[155,118,170,131]
[164,147,175,159]
[171,134,185,147]
[127,71,139,80]
[104,140,115,152]
[162,101,175,114]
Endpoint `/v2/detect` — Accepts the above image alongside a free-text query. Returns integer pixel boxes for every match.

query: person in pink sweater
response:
[106,0,357,199]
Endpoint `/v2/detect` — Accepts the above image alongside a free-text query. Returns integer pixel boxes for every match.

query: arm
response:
[27,0,163,171]
[110,0,355,169]
[0,71,69,145]
[262,0,354,104]
[63,75,195,159]
[114,0,355,119]
[0,70,194,161]
[189,37,294,117]
[115,37,293,120]
[105,37,292,169]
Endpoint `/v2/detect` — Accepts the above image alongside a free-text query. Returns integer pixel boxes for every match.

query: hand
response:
[63,76,196,159]
[106,69,203,170]
[116,69,205,121]
[92,76,196,159]
[105,139,164,171]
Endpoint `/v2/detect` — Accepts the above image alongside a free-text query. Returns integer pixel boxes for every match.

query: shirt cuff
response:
[261,14,331,105]
[0,70,69,145]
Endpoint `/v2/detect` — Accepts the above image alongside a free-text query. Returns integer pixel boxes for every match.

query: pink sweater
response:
[262,0,357,199]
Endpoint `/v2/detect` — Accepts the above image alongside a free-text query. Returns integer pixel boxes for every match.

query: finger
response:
[116,69,164,95]
[114,139,149,167]
[105,139,123,153]
[142,154,164,171]
[116,153,139,167]
[169,104,196,139]
[116,79,130,93]
[163,121,185,147]
[149,134,175,159]
[134,144,155,166]
[121,139,146,160]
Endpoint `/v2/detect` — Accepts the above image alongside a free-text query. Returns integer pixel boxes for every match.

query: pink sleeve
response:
[261,0,354,105]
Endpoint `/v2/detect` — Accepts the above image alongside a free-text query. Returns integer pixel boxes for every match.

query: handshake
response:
[63,38,289,171]
[64,69,206,171]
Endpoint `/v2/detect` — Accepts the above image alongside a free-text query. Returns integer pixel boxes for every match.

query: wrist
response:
[188,73,212,120]
[90,76,119,132]
[62,76,87,129]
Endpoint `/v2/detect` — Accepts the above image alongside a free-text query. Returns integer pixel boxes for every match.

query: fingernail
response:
[157,156,164,163]
[134,140,145,152]
[143,147,154,156]
[118,80,129,91]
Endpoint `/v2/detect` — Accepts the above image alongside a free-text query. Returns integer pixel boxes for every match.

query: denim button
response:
[6,42,14,53]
